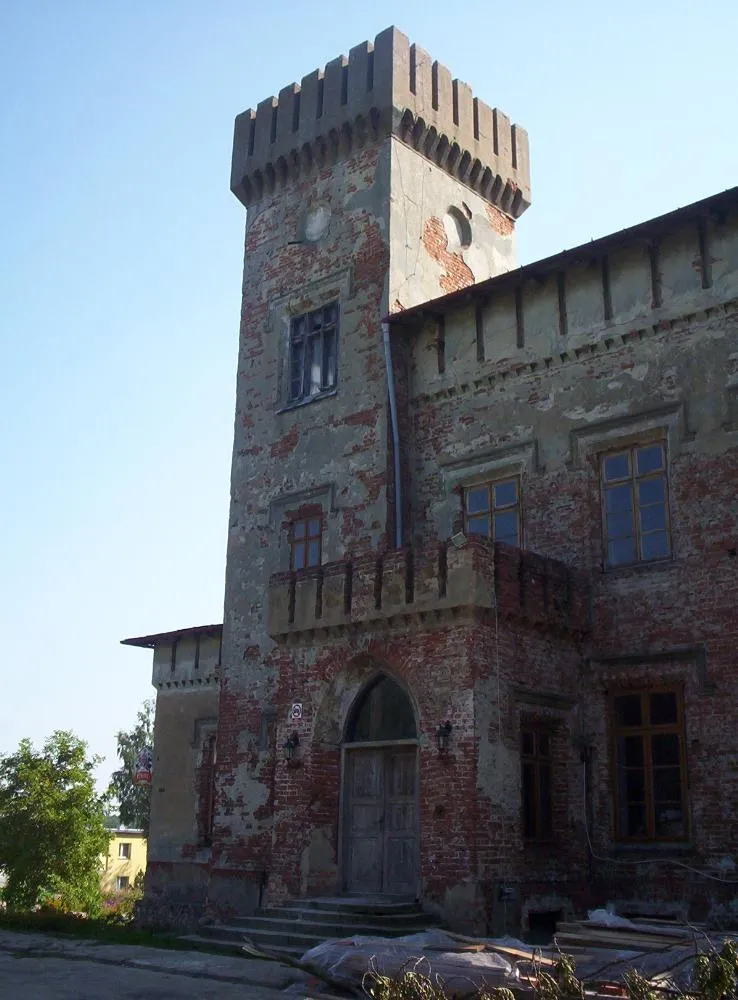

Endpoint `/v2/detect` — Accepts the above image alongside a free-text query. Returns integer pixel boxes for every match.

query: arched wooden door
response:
[341,676,419,897]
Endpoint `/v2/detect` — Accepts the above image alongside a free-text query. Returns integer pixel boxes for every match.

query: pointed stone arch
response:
[344,673,418,744]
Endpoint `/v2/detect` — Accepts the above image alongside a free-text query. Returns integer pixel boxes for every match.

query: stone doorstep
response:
[233,910,440,929]
[192,898,441,960]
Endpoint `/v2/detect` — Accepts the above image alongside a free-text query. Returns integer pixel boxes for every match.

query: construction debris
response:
[242,909,738,999]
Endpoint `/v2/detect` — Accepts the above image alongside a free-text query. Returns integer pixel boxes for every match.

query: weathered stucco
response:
[130,23,738,936]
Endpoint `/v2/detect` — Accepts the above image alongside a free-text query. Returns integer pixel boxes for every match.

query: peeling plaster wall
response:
[389,138,517,311]
[215,117,523,914]
[148,688,219,862]
[402,207,738,923]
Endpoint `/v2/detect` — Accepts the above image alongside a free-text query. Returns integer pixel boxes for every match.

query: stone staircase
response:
[185,897,440,959]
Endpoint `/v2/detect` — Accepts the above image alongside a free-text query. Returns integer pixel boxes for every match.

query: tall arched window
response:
[345,676,417,743]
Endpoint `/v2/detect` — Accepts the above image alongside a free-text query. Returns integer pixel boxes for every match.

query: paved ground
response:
[0,929,319,1000]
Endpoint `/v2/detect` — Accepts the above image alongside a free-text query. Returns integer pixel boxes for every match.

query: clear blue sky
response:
[1,1,735,789]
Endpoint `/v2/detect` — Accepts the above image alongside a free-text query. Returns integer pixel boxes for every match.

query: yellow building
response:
[101,829,147,895]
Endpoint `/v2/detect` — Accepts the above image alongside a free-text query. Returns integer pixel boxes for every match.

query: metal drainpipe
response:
[382,321,403,549]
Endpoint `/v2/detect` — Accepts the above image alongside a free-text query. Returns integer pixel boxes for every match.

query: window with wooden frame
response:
[612,688,687,841]
[198,733,217,847]
[288,303,338,404]
[521,728,553,841]
[601,441,671,567]
[464,478,520,546]
[289,516,322,570]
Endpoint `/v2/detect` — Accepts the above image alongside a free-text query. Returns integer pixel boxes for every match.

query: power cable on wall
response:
[582,759,738,884]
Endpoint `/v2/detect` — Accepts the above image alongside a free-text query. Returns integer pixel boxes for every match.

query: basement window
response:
[288,303,338,404]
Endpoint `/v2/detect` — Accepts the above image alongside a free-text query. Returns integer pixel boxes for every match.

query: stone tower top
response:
[231,26,531,218]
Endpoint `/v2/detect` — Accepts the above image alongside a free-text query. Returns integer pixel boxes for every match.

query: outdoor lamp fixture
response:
[436,721,453,754]
[282,732,300,763]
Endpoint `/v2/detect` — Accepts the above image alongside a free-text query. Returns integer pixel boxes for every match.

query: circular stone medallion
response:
[303,203,331,243]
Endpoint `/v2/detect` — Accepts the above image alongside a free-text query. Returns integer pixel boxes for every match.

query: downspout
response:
[382,321,403,549]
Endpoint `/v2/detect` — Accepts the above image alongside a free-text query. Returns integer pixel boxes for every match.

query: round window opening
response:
[443,207,472,250]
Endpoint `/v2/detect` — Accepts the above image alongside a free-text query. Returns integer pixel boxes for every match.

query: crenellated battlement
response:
[267,538,590,641]
[231,26,530,217]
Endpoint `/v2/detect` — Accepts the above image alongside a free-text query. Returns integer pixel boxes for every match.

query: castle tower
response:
[211,26,531,915]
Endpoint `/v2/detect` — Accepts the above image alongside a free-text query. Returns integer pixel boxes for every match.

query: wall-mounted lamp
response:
[436,721,453,754]
[282,732,300,763]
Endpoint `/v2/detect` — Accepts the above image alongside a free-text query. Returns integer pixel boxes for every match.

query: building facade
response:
[101,829,147,896]
[124,26,738,935]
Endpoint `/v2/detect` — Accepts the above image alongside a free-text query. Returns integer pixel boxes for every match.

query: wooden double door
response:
[343,746,418,896]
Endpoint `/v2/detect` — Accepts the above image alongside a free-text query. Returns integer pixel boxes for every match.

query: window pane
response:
[652,733,680,766]
[494,510,518,544]
[307,540,320,567]
[522,762,536,838]
[655,806,684,839]
[539,763,552,837]
[522,731,534,756]
[467,515,490,537]
[604,453,630,481]
[608,537,636,565]
[625,768,646,802]
[649,692,677,725]
[642,531,669,561]
[639,504,667,532]
[466,487,489,514]
[653,766,682,803]
[606,510,635,540]
[292,545,305,570]
[323,329,336,389]
[638,477,666,505]
[307,519,321,537]
[309,335,322,395]
[293,520,306,539]
[619,735,644,766]
[494,480,517,508]
[538,733,550,757]
[636,444,664,475]
[615,694,642,727]
[291,316,307,340]
[321,303,337,326]
[626,803,647,837]
[606,483,633,514]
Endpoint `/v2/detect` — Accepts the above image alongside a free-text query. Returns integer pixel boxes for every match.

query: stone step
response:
[201,924,338,951]
[185,898,440,961]
[236,909,437,931]
[180,933,305,960]
[201,918,431,947]
[277,896,421,915]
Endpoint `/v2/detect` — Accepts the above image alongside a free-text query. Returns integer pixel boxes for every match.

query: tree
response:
[0,731,110,913]
[107,699,154,835]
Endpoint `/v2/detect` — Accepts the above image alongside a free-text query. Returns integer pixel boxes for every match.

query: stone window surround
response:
[269,483,337,572]
[568,401,690,468]
[567,401,689,571]
[439,438,538,540]
[268,268,354,414]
